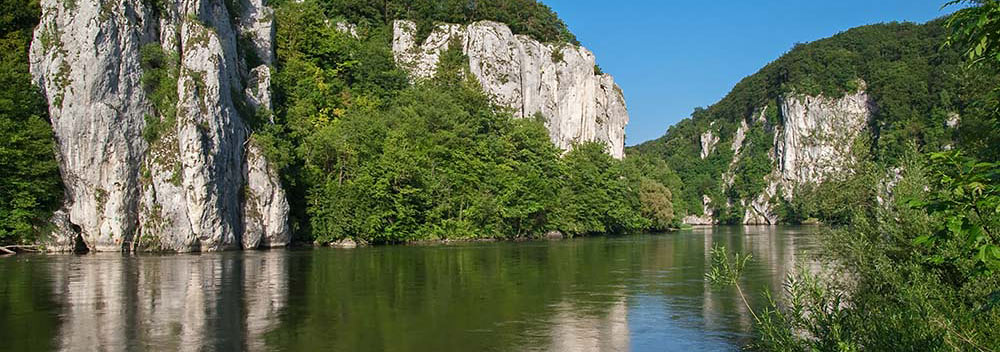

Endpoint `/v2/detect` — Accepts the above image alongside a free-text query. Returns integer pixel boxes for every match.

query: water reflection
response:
[549,295,629,352]
[0,226,817,351]
[35,252,288,351]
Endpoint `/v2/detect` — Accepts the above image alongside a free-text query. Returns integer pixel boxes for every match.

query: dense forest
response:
[0,0,678,246]
[260,0,676,244]
[1,0,999,349]
[631,19,1000,223]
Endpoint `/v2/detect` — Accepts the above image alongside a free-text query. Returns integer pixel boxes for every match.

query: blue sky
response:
[541,0,960,145]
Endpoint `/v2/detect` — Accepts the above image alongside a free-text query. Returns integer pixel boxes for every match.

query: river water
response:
[0,226,819,351]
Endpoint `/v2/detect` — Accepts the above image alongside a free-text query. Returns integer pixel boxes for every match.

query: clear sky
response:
[541,0,960,146]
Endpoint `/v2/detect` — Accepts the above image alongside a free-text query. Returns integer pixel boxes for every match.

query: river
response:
[0,226,819,351]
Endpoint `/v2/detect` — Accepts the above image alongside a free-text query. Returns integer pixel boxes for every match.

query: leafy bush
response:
[709,150,1000,351]
[139,43,178,142]
[910,151,1000,275]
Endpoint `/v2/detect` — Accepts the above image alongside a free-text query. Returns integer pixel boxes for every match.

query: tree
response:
[638,178,674,231]
[946,0,1000,66]
[0,0,62,243]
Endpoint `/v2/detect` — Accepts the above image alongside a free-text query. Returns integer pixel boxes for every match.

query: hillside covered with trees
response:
[705,1,1000,349]
[260,0,678,244]
[631,18,1000,223]
[0,0,679,246]
[280,0,579,44]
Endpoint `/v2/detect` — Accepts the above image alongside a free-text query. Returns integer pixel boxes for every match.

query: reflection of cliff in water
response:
[45,252,288,351]
[549,294,629,352]
[695,226,812,337]
[0,227,819,351]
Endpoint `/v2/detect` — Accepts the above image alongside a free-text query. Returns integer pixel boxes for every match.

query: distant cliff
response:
[392,20,629,158]
[632,20,992,225]
[30,0,289,251]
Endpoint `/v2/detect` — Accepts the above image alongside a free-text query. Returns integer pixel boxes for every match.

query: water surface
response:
[0,226,819,351]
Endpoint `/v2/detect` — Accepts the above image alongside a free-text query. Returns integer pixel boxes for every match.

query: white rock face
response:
[700,129,719,159]
[774,90,872,188]
[242,143,290,249]
[392,20,628,158]
[682,195,715,225]
[741,90,873,224]
[31,0,289,251]
[722,119,750,188]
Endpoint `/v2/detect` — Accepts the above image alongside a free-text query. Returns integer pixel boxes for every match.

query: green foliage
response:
[266,0,669,243]
[712,150,1000,351]
[909,151,1000,275]
[705,245,753,287]
[268,0,410,237]
[623,154,685,226]
[554,142,649,236]
[550,48,564,63]
[0,0,62,243]
[946,0,1000,162]
[139,43,178,142]
[775,143,884,226]
[280,0,579,44]
[633,19,1000,222]
[720,6,1000,349]
[637,178,674,231]
[946,0,1000,66]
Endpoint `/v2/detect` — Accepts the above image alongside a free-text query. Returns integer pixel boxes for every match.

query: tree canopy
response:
[0,0,62,244]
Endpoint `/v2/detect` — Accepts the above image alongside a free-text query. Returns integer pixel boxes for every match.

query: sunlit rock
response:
[392,20,628,158]
[30,0,289,251]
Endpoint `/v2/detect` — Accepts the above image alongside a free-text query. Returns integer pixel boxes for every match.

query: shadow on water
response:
[0,226,818,351]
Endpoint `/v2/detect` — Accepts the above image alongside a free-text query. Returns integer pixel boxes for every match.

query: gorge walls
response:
[30,0,289,252]
[689,89,874,225]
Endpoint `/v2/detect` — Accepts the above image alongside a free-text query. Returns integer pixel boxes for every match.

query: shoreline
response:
[6,228,688,256]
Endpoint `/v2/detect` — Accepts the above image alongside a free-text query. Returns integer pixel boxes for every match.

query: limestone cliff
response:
[30,0,289,251]
[392,20,629,158]
[740,89,872,225]
[684,89,873,225]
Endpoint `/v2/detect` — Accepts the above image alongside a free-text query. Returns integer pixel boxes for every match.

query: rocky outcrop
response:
[30,0,289,252]
[695,89,873,225]
[682,195,715,225]
[741,89,873,224]
[392,20,628,158]
[700,129,719,160]
[773,89,872,189]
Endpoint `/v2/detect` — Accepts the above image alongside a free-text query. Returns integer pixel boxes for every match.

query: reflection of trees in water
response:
[0,260,61,351]
[41,252,288,351]
[267,241,640,351]
[0,228,817,351]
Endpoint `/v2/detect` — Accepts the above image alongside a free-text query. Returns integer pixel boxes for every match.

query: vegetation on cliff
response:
[0,0,671,246]
[632,18,1000,222]
[261,0,677,244]
[708,1,1000,349]
[0,0,62,244]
